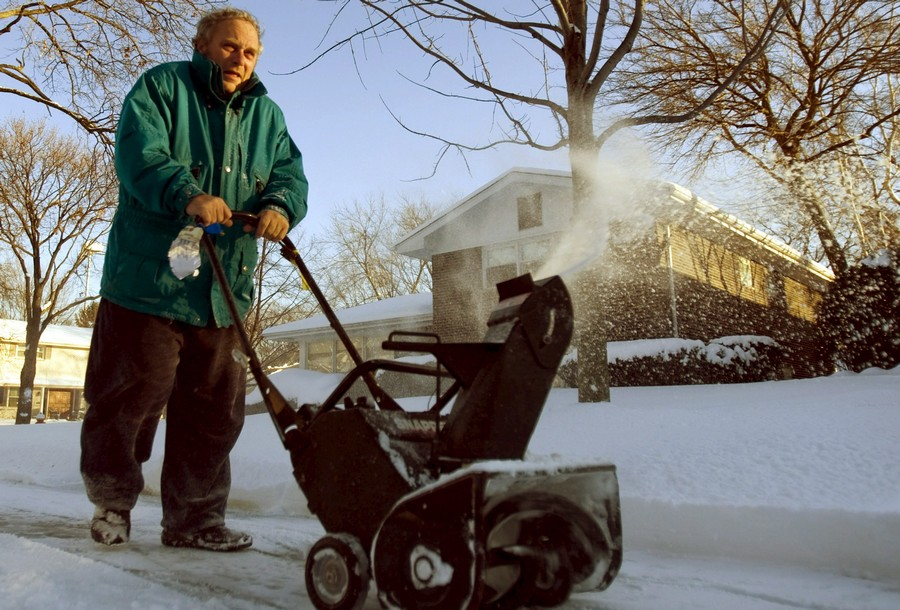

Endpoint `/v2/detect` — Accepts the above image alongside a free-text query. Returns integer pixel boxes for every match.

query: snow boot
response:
[90,507,131,546]
[161,525,253,552]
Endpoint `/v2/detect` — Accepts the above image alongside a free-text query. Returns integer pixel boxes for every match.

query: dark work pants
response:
[80,299,246,534]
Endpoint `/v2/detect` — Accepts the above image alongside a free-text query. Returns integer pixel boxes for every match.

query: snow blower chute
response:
[179,212,622,609]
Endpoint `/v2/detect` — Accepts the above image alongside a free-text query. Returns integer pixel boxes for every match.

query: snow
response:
[603,335,777,365]
[862,249,895,268]
[2,367,900,608]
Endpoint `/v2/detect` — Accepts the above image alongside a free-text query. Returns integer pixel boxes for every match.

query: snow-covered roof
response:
[0,320,93,349]
[263,292,432,341]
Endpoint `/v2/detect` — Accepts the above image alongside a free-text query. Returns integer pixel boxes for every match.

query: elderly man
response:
[80,7,308,551]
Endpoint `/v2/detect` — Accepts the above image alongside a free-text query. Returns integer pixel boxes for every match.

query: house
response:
[267,168,834,379]
[395,168,833,377]
[0,320,93,421]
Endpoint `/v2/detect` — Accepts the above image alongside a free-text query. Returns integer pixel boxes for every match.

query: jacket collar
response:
[190,50,267,104]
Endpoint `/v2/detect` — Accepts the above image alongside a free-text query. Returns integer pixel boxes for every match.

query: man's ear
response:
[195,38,208,54]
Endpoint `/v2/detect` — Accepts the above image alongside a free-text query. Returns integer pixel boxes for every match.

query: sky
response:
[245,0,577,232]
[1,365,899,608]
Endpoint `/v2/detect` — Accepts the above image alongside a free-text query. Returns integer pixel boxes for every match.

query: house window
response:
[519,239,553,275]
[15,344,47,359]
[663,226,768,306]
[486,244,518,286]
[306,340,334,373]
[784,277,821,323]
[737,257,755,288]
[47,389,74,419]
[4,387,44,410]
[484,238,555,286]
[365,336,390,361]
[335,337,365,373]
[517,192,543,231]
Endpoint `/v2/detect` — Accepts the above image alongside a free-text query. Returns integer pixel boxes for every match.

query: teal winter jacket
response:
[100,51,308,327]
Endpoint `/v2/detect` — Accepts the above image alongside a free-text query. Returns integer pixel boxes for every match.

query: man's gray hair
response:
[193,7,263,50]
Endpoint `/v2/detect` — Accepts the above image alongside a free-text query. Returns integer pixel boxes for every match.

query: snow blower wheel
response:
[373,514,475,609]
[304,534,370,610]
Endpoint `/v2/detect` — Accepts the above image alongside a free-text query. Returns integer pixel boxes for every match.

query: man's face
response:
[196,19,260,94]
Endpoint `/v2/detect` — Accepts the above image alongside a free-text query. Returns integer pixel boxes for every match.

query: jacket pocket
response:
[112,209,193,297]
[104,250,186,305]
[230,238,258,304]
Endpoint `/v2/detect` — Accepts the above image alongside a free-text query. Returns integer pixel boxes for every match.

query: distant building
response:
[0,320,93,421]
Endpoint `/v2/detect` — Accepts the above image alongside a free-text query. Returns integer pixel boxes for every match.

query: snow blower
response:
[173,212,622,609]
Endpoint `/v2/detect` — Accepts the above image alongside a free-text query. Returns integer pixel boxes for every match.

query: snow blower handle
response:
[195,237,302,449]
[228,213,400,412]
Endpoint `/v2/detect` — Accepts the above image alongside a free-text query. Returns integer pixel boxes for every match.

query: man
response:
[80,7,308,552]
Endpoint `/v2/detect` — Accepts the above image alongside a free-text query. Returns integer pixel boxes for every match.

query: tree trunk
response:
[573,265,611,403]
[568,93,611,403]
[785,165,849,277]
[14,319,42,425]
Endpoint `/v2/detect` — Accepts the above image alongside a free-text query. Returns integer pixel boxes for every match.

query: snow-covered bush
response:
[556,336,783,387]
[818,250,900,372]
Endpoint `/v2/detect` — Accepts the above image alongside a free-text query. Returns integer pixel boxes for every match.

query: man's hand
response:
[186,194,233,228]
[247,208,289,242]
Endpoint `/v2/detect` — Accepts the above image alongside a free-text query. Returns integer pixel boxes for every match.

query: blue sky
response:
[247,0,575,232]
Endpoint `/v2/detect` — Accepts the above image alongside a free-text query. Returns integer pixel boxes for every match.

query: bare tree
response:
[0,0,222,143]
[0,260,26,318]
[321,194,435,309]
[72,300,100,327]
[0,118,116,424]
[243,229,324,374]
[310,0,785,400]
[840,74,900,255]
[612,0,900,276]
[234,196,434,380]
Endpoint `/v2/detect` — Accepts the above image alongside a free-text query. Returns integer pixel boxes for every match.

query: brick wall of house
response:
[671,277,825,377]
[432,247,496,341]
[600,226,678,341]
[602,268,678,341]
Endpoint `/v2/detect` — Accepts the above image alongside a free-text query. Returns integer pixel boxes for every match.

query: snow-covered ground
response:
[1,367,899,609]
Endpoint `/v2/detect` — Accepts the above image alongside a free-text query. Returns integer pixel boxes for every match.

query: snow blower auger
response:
[180,212,623,610]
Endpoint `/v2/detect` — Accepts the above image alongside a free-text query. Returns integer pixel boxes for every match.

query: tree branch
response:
[596,0,787,148]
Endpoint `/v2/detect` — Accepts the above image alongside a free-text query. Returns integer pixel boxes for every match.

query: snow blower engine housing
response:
[189,214,622,610]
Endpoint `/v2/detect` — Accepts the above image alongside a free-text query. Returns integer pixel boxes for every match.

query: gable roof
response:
[0,320,93,349]
[661,181,834,283]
